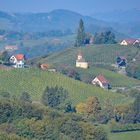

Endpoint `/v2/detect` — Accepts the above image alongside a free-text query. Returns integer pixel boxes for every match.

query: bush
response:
[60,119,84,140]
[0,100,22,124]
[42,86,68,108]
[0,132,26,140]
[20,92,32,103]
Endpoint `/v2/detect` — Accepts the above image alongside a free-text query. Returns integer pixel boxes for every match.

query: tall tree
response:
[41,86,68,108]
[75,19,85,47]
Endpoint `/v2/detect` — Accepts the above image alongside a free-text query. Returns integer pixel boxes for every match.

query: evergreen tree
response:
[94,30,116,44]
[75,19,85,47]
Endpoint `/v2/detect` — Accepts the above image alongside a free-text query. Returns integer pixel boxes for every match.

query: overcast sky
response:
[0,0,140,15]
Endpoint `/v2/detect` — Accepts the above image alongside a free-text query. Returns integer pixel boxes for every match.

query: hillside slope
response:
[33,44,140,87]
[0,68,132,105]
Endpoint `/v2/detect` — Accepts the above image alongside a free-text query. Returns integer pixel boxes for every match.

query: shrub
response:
[42,86,68,108]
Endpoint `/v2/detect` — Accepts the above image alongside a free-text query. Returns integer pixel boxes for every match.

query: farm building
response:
[116,56,126,67]
[9,54,25,68]
[41,63,47,70]
[76,51,88,69]
[133,39,140,45]
[5,45,18,51]
[120,39,135,46]
[92,74,111,89]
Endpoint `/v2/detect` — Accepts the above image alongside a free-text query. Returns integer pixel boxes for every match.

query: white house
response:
[120,39,135,46]
[76,51,88,69]
[5,45,18,51]
[133,39,140,45]
[92,74,111,89]
[9,54,25,68]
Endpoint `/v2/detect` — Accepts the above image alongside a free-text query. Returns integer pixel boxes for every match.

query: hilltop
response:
[0,9,128,39]
[0,9,110,32]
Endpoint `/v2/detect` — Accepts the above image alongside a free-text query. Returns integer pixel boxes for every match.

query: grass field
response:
[109,131,140,140]
[0,68,133,105]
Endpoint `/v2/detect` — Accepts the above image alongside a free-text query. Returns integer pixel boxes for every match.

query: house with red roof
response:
[41,64,47,70]
[120,39,135,46]
[9,54,25,68]
[92,74,111,89]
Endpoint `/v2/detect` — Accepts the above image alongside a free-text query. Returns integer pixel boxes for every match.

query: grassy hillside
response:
[34,44,140,88]
[0,68,133,105]
[109,131,140,140]
[37,44,138,65]
[77,67,140,87]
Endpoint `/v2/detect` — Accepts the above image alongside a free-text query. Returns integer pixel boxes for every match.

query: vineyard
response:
[77,67,140,87]
[0,68,133,105]
[33,44,140,88]
[37,44,138,66]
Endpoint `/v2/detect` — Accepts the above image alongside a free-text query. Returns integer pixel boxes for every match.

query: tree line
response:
[75,19,117,47]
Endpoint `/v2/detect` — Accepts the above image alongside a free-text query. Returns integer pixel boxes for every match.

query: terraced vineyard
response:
[0,68,133,105]
[77,67,140,87]
[37,44,138,66]
[33,44,140,88]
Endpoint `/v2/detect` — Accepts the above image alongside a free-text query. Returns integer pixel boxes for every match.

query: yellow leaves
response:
[76,102,86,114]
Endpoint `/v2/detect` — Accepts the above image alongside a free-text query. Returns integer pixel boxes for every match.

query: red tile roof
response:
[14,54,24,61]
[123,39,135,44]
[96,74,109,84]
[41,64,47,70]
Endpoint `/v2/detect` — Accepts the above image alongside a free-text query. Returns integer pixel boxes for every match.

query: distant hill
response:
[92,9,140,23]
[0,9,126,38]
[92,9,140,38]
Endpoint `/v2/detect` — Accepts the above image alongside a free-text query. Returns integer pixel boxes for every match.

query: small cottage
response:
[5,45,18,51]
[76,51,88,69]
[133,39,140,45]
[41,64,47,70]
[120,39,135,46]
[9,54,25,68]
[92,74,111,89]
